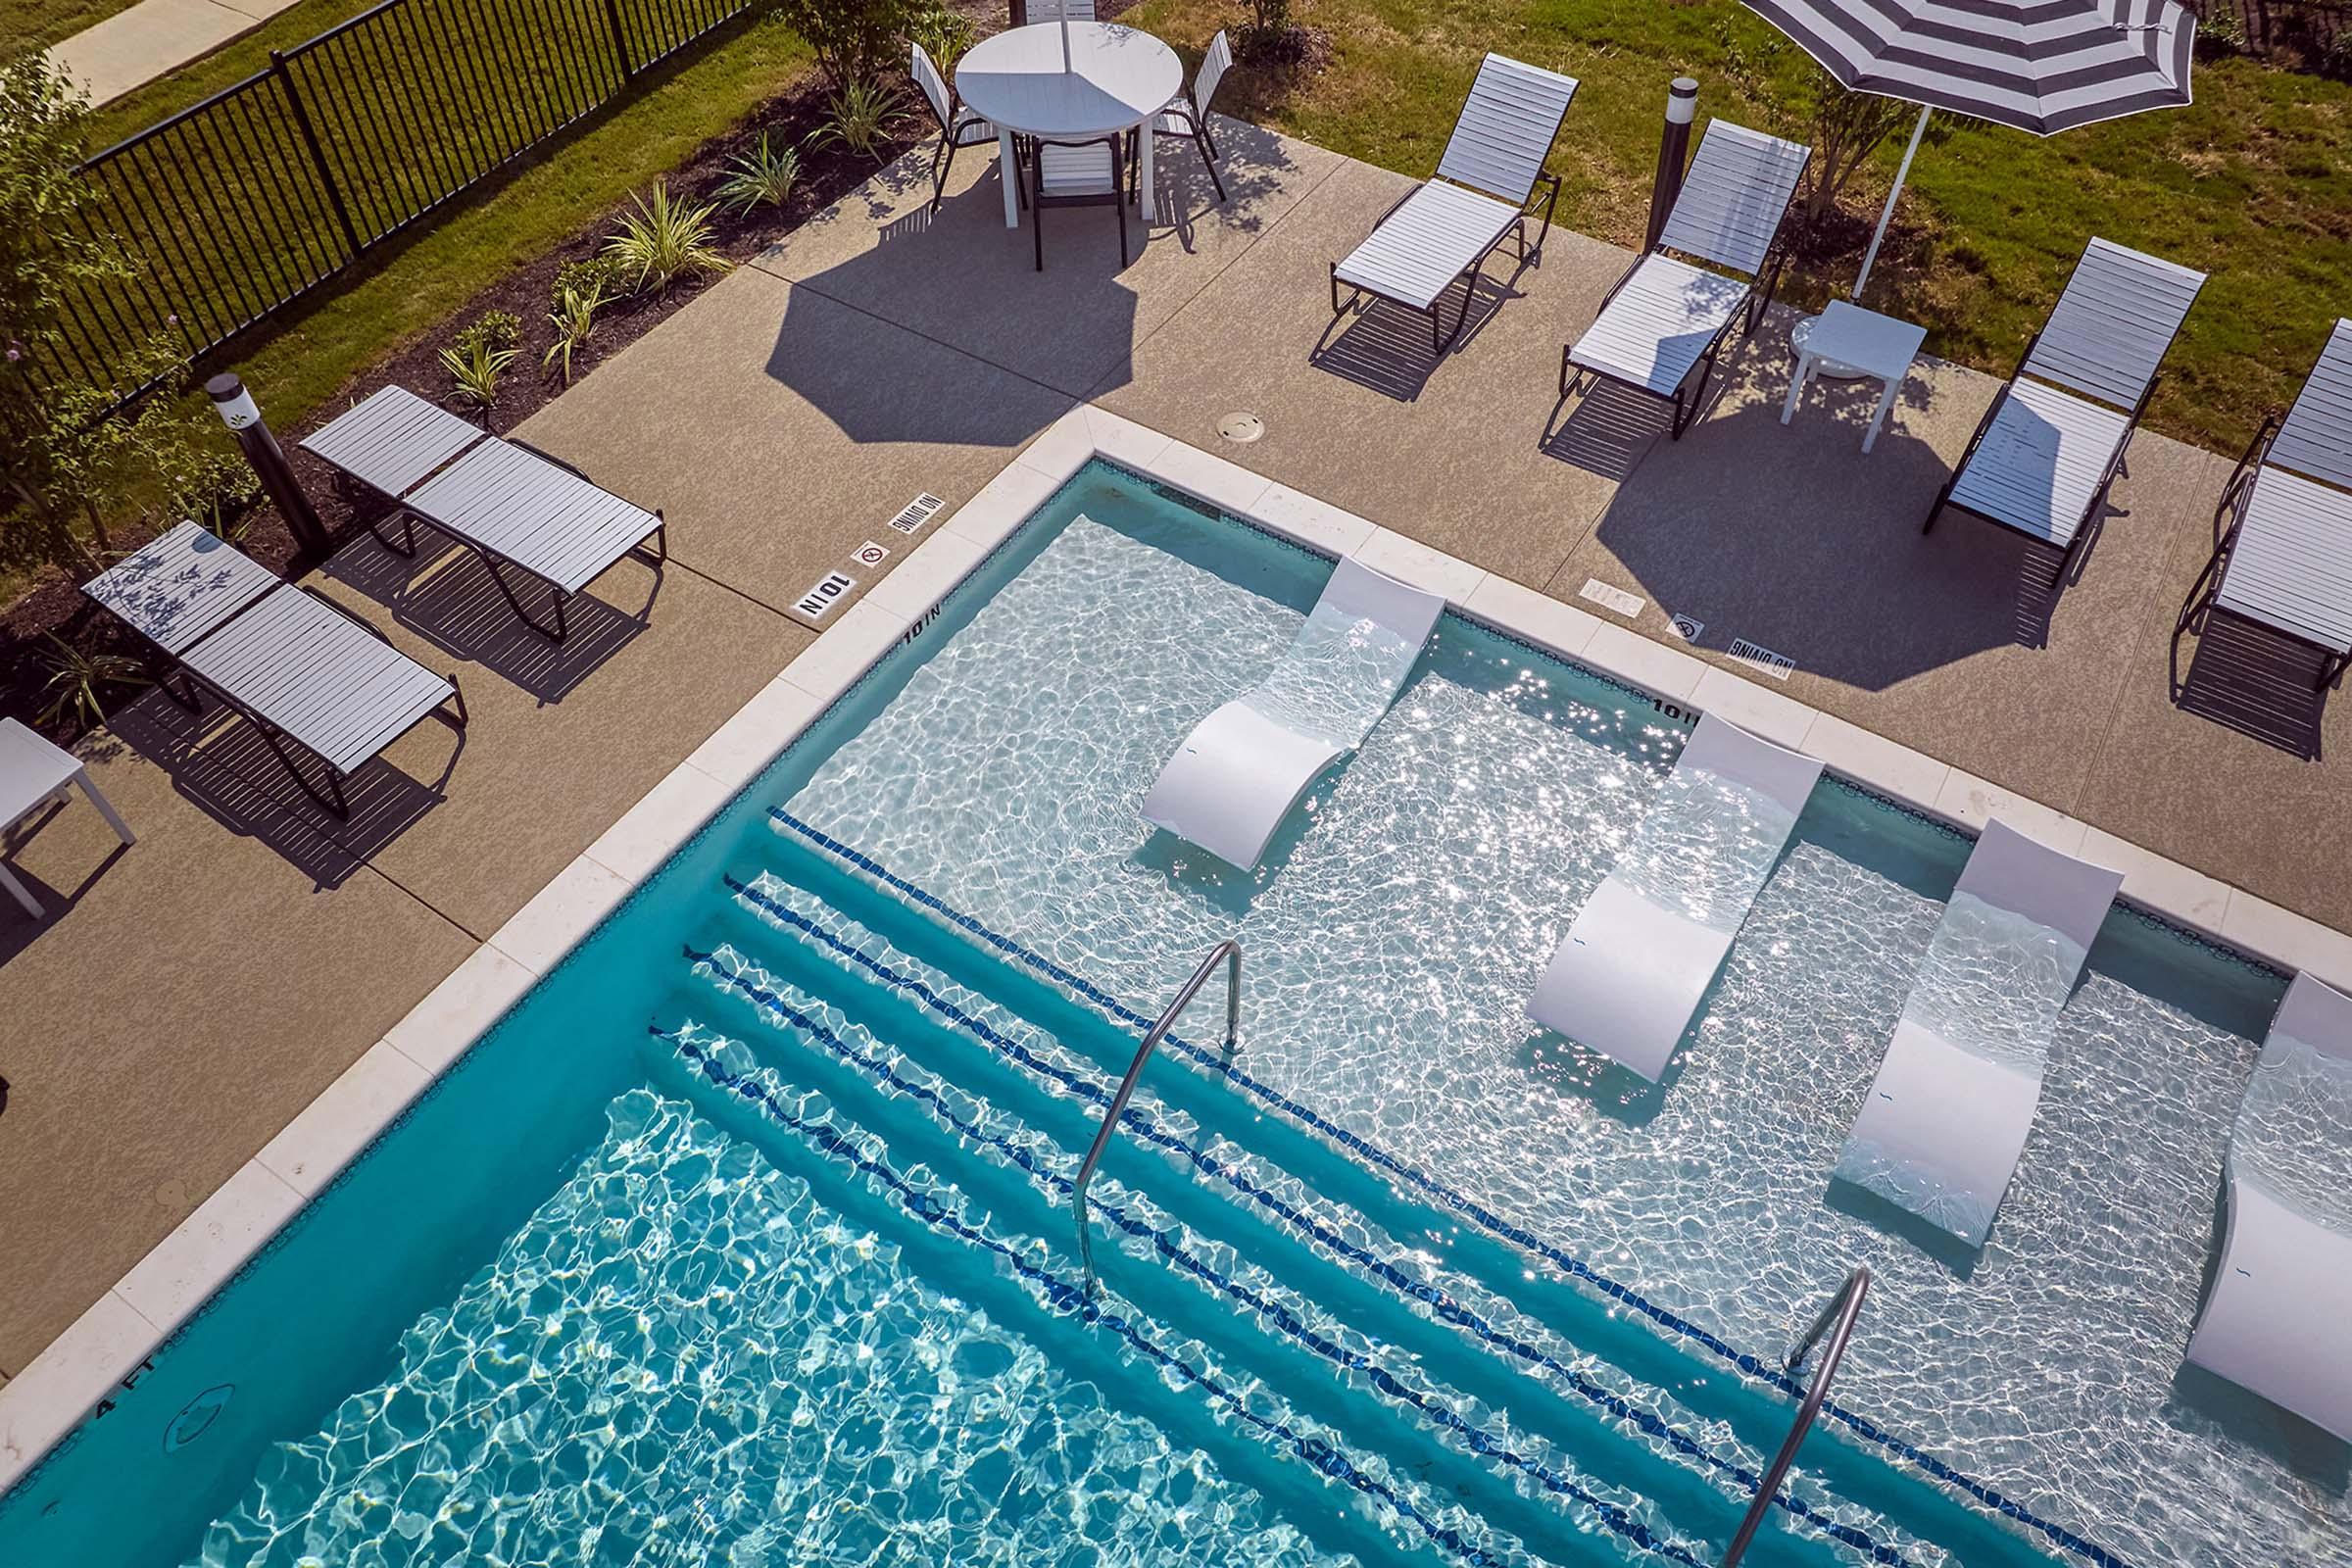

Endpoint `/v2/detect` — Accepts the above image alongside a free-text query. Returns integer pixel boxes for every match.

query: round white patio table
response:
[956,21,1183,231]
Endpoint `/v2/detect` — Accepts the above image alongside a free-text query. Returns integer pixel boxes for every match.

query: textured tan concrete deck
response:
[1,117,2343,1375]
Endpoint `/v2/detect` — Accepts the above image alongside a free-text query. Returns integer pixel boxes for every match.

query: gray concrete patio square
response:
[0,745,474,1371]
[516,265,1076,622]
[1547,345,2235,812]
[1089,154,1629,581]
[755,118,1347,400]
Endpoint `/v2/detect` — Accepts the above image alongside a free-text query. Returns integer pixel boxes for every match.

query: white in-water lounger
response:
[1140,555,1446,870]
[2184,972,2352,1442]
[1833,819,2122,1249]
[1526,712,1822,1081]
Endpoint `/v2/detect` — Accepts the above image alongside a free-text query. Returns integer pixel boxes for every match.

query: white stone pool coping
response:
[6,401,2349,1491]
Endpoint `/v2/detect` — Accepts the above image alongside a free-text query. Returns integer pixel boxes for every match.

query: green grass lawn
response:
[2,0,142,59]
[1126,0,2352,454]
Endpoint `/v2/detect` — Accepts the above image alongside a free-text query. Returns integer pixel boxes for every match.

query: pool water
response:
[2,461,2341,1568]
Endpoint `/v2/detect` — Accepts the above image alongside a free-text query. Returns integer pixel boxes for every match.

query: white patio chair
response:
[1527,713,1823,1081]
[1832,819,2122,1248]
[1328,52,1580,355]
[1141,554,1445,870]
[1027,136,1130,270]
[2175,317,2352,690]
[1137,29,1233,203]
[1927,237,2206,570]
[2184,971,2352,1442]
[912,42,1004,214]
[1560,120,1809,439]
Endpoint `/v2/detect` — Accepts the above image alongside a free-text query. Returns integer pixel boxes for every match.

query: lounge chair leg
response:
[254,721,351,819]
[1197,129,1225,203]
[1923,482,1952,534]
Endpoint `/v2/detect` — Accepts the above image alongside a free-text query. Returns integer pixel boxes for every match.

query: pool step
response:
[710,871,1958,1568]
[747,825,2066,1568]
[643,1015,1553,1568]
[674,927,1916,1568]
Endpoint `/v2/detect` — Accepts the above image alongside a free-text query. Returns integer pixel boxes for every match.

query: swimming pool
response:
[1,456,2339,1568]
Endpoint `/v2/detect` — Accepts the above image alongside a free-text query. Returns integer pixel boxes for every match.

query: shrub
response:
[440,311,519,410]
[770,0,928,90]
[543,271,608,386]
[907,3,976,75]
[603,179,732,295]
[551,255,621,310]
[35,632,146,730]
[806,76,911,165]
[716,131,802,214]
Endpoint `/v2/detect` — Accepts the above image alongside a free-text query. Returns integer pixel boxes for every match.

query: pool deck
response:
[3,118,2349,1438]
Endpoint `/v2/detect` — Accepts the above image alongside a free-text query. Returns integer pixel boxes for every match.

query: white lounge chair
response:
[1560,120,1809,439]
[302,384,666,643]
[2185,971,2352,1441]
[1141,555,1445,869]
[1328,52,1579,355]
[1526,713,1822,1081]
[2176,318,2352,690]
[1833,819,2122,1248]
[82,522,466,817]
[1927,238,2205,569]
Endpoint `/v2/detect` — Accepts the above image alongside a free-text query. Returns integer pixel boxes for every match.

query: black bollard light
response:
[208,371,330,560]
[1644,77,1698,252]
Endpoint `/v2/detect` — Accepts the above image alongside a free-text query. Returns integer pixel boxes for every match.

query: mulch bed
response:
[1,60,936,745]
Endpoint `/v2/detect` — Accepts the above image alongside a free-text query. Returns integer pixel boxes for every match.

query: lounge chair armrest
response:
[2218,408,2284,524]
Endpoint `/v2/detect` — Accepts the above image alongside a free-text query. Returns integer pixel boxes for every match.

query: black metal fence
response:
[49,0,762,403]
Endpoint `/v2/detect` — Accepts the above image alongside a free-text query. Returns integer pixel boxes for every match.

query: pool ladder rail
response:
[1721,1264,1874,1568]
[1071,938,1243,1291]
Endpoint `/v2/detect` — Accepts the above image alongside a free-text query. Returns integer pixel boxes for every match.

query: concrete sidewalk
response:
[43,0,303,108]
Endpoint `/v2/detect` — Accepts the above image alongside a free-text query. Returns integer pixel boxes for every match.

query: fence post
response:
[601,0,636,79]
[270,49,363,265]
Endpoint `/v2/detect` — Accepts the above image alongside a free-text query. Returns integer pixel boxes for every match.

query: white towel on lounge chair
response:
[1526,713,1822,1081]
[1141,556,1445,870]
[1833,819,2122,1248]
[2185,972,2352,1441]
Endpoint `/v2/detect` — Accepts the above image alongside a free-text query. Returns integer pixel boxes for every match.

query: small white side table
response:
[0,716,134,917]
[1781,301,1927,454]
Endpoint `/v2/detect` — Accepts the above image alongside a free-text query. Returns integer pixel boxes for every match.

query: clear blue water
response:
[1,460,2340,1568]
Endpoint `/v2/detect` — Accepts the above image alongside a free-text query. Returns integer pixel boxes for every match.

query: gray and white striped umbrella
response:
[1743,0,2195,135]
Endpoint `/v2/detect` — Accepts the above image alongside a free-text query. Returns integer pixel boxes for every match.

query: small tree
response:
[1792,71,1919,225]
[0,58,251,580]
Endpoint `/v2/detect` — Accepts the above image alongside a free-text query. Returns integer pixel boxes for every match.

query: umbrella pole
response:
[1853,105,1931,302]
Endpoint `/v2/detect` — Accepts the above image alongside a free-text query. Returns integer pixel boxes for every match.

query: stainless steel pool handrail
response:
[1072,939,1242,1291]
[1721,1264,1873,1568]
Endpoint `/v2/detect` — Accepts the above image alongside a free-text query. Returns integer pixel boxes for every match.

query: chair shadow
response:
[1540,378,1675,482]
[1821,1175,1982,1281]
[105,686,454,889]
[321,528,651,705]
[1310,269,1515,403]
[0,799,133,963]
[2172,611,2331,760]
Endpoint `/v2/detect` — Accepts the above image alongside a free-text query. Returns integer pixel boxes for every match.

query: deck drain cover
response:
[1218,411,1263,444]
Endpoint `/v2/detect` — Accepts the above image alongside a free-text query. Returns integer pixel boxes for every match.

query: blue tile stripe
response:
[671,956,1716,1568]
[723,872,1912,1568]
[766,808,2135,1568]
[656,1024,1512,1568]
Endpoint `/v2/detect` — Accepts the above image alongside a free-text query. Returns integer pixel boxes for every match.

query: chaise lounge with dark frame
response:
[82,520,466,818]
[1924,237,2205,575]
[1558,119,1809,439]
[301,385,666,643]
[2175,317,2352,692]
[1326,52,1580,356]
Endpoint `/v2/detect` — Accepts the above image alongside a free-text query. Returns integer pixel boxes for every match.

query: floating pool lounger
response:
[1833,819,2122,1249]
[1141,555,1445,869]
[2185,972,2352,1442]
[1526,712,1822,1081]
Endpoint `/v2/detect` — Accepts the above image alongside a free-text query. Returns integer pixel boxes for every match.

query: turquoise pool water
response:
[1,460,2340,1568]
